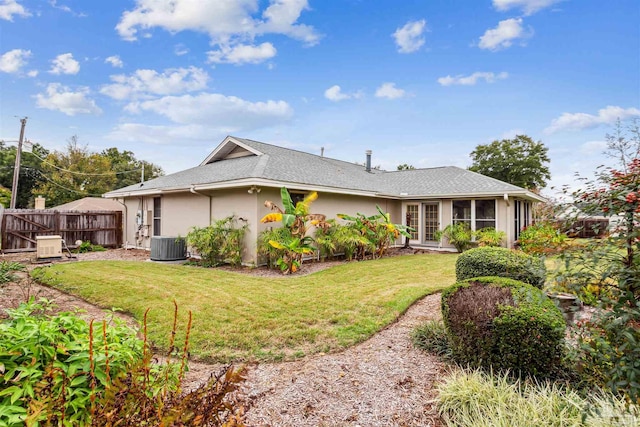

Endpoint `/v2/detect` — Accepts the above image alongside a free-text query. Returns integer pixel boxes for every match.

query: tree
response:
[604,118,639,173]
[0,140,49,208]
[101,147,164,190]
[397,164,415,170]
[32,136,116,207]
[0,186,10,207]
[469,135,551,190]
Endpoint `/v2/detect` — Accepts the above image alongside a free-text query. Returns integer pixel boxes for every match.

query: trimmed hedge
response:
[455,246,546,288]
[441,276,566,377]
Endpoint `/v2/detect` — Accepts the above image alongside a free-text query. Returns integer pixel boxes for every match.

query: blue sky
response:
[0,0,638,196]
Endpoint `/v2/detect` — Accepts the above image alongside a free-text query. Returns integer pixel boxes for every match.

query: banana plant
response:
[338,205,413,259]
[268,236,315,273]
[260,187,329,273]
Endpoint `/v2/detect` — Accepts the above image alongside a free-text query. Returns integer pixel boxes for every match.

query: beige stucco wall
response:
[118,189,526,262]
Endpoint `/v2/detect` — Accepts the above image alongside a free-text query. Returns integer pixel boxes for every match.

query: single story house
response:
[104,136,544,264]
[52,197,126,212]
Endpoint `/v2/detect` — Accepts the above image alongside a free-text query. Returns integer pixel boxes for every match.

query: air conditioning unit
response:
[150,236,187,261]
[36,235,62,260]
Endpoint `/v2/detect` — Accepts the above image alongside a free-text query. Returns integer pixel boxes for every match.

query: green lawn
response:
[32,254,457,362]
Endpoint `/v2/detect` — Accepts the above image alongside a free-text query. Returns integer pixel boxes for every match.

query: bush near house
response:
[455,246,546,288]
[441,277,566,377]
[186,215,248,267]
[517,222,567,255]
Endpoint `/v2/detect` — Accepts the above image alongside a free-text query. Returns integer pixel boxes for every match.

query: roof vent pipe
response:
[321,147,325,157]
[365,150,372,172]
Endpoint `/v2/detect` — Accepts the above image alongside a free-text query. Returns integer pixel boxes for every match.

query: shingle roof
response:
[105,136,541,200]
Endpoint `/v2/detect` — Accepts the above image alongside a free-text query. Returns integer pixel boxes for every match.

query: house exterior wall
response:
[118,188,530,262]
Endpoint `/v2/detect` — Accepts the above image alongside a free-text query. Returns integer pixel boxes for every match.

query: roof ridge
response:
[232,136,383,171]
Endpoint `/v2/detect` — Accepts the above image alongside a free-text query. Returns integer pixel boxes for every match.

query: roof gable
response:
[200,136,263,165]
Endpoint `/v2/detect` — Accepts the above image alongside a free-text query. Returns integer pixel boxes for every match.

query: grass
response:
[437,368,640,427]
[32,253,457,363]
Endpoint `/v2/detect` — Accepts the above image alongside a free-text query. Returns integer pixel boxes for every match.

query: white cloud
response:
[174,44,189,56]
[100,66,209,100]
[48,0,86,17]
[115,0,320,63]
[392,19,427,53]
[437,71,508,86]
[324,85,362,102]
[207,42,276,64]
[0,0,30,21]
[375,82,406,99]
[493,0,562,15]
[107,123,208,144]
[49,53,80,75]
[0,48,31,73]
[545,106,640,134]
[580,140,607,155]
[27,69,38,77]
[35,83,102,116]
[105,55,124,68]
[478,18,531,51]
[126,93,293,130]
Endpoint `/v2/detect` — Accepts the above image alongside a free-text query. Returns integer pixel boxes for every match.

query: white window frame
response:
[452,199,497,233]
[402,201,442,245]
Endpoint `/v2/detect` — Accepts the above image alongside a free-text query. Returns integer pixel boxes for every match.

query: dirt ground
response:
[0,248,446,426]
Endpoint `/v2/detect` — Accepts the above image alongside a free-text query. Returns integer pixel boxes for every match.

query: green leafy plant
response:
[260,188,328,274]
[555,155,640,403]
[74,240,107,253]
[474,227,506,248]
[435,223,473,253]
[314,219,341,260]
[0,261,25,285]
[186,215,248,267]
[337,205,412,260]
[517,222,567,255]
[0,299,245,426]
[455,246,547,289]
[412,320,451,359]
[257,226,292,268]
[441,277,566,377]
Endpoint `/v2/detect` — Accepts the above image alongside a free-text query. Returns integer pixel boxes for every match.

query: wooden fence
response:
[1,209,123,253]
[564,218,609,238]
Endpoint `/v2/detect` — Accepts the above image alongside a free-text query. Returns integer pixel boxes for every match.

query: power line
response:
[24,167,107,197]
[25,149,144,176]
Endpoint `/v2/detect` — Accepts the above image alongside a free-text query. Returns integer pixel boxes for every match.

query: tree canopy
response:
[0,140,49,208]
[468,135,551,190]
[397,164,415,170]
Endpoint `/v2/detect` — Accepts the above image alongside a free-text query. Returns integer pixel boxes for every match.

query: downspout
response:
[190,185,212,225]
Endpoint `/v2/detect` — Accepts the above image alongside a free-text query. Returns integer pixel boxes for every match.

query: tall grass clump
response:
[437,368,639,427]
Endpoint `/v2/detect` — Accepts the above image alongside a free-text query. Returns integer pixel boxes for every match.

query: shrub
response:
[0,299,245,426]
[74,240,107,253]
[437,368,639,427]
[455,246,546,288]
[412,320,452,359]
[441,277,566,376]
[517,222,567,255]
[0,261,24,285]
[435,223,473,253]
[186,215,248,267]
[257,226,292,268]
[474,227,506,247]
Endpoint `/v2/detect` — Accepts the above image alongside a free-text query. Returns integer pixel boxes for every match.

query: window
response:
[514,200,531,239]
[153,197,161,236]
[406,204,419,240]
[452,199,496,231]
[290,192,306,206]
[453,200,471,226]
[475,200,496,230]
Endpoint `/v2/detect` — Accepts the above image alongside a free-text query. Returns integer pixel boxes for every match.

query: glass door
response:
[423,203,439,243]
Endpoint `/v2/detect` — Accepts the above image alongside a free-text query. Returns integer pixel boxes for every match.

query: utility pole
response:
[9,117,27,209]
